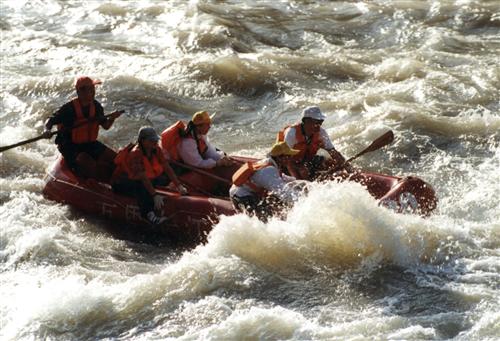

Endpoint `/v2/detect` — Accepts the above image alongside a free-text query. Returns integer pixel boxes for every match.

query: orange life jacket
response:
[232,160,274,194]
[113,143,164,180]
[277,123,321,162]
[58,98,99,144]
[160,120,185,161]
[160,121,208,160]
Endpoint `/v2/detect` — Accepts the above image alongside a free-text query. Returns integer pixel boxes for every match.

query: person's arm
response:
[203,136,223,161]
[162,160,188,195]
[138,173,156,196]
[97,102,123,130]
[320,128,347,168]
[43,103,74,139]
[201,136,235,167]
[178,138,217,169]
[327,148,347,168]
[44,103,70,131]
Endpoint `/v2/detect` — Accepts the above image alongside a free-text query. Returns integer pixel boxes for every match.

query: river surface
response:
[1,1,499,340]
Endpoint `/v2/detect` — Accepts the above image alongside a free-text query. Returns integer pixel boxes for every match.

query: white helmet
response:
[301,106,326,120]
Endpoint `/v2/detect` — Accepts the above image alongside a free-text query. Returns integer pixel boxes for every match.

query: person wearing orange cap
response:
[43,76,123,180]
[276,106,349,180]
[176,111,234,169]
[229,141,309,220]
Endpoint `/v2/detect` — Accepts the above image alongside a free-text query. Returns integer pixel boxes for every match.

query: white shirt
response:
[229,157,300,204]
[283,125,334,150]
[177,134,223,169]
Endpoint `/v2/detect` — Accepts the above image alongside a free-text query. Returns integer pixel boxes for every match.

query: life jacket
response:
[160,121,185,161]
[277,123,321,162]
[58,98,99,144]
[160,121,208,160]
[189,132,208,158]
[232,160,274,195]
[112,143,164,181]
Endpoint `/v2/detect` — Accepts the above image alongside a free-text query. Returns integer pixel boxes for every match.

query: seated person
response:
[229,141,308,221]
[277,106,349,180]
[162,111,234,170]
[111,126,187,225]
[44,76,122,181]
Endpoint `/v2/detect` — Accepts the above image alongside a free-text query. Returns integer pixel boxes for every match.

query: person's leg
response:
[67,142,104,179]
[131,182,154,218]
[151,175,169,187]
[57,143,79,173]
[75,152,98,179]
[112,179,154,219]
[88,142,116,182]
[134,181,167,225]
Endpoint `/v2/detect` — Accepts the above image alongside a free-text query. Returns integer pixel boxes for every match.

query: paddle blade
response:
[346,130,394,163]
[364,130,394,153]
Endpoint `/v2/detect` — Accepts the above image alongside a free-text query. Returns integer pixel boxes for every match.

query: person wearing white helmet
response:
[276,106,348,180]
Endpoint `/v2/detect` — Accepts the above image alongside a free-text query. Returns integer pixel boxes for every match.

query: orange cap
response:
[75,76,102,90]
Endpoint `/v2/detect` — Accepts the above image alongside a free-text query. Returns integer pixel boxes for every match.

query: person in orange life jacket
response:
[177,111,234,169]
[111,126,188,226]
[43,76,123,180]
[277,106,349,180]
[229,141,308,220]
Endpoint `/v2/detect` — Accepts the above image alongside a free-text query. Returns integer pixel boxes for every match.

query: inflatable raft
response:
[43,156,437,243]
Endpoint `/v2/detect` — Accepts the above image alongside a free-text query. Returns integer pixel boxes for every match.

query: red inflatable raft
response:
[43,156,437,243]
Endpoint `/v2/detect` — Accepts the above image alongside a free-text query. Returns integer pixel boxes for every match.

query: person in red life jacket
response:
[229,141,308,221]
[176,111,234,169]
[111,126,188,226]
[43,76,123,180]
[277,106,349,180]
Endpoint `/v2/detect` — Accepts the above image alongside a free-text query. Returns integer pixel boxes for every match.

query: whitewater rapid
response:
[1,0,499,340]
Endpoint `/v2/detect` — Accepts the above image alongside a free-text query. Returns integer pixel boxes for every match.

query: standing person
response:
[276,106,349,180]
[43,76,123,180]
[167,111,234,169]
[229,141,308,221]
[111,126,187,226]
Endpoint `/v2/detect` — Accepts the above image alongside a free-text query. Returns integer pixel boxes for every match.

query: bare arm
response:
[162,160,187,194]
[137,172,156,196]
[327,148,346,168]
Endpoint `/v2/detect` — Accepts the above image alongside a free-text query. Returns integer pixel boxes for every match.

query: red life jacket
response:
[112,143,164,180]
[232,160,275,195]
[277,123,321,162]
[58,98,99,144]
[160,121,185,161]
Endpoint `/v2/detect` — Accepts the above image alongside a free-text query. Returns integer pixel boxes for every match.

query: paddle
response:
[0,111,125,153]
[345,130,394,164]
[330,130,394,172]
[169,159,232,185]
